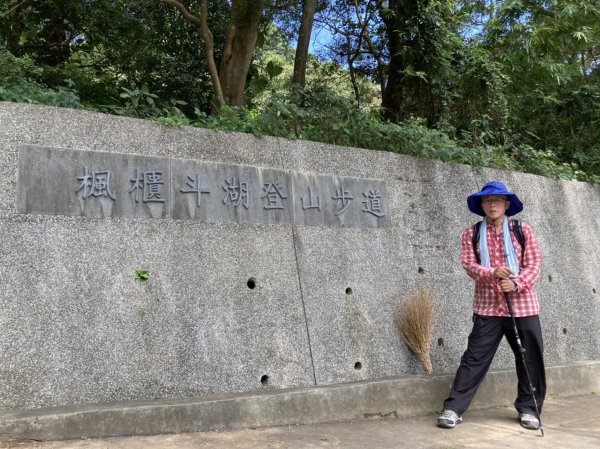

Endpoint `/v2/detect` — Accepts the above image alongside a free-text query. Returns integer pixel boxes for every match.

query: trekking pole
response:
[503,291,545,436]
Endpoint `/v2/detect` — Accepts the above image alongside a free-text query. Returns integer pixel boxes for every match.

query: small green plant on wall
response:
[135,269,150,281]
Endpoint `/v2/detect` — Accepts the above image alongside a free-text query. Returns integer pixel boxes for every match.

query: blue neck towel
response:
[479,217,520,276]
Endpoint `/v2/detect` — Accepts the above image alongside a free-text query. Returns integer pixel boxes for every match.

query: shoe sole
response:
[437,419,462,429]
[520,421,540,430]
[519,414,540,430]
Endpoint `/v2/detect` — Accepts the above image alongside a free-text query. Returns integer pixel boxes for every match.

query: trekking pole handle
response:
[503,292,515,316]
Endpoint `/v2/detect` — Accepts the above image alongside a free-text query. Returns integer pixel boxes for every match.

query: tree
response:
[485,0,600,171]
[292,0,318,93]
[160,0,264,110]
[219,0,264,107]
[316,0,387,106]
[3,0,600,182]
[1,0,25,55]
[0,0,90,65]
[319,0,480,127]
[376,0,462,125]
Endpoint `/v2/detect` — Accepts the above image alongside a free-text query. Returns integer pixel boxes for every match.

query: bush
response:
[1,51,596,185]
[0,51,83,108]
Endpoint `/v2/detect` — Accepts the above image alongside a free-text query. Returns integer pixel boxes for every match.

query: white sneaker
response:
[519,412,540,430]
[437,409,463,428]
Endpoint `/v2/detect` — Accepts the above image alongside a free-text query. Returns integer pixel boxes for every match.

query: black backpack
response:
[472,219,525,265]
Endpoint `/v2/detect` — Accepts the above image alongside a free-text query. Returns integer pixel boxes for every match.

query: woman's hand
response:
[499,279,517,293]
[493,266,514,279]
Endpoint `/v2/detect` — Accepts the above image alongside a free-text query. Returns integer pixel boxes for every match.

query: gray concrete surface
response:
[2,393,598,448]
[1,362,598,442]
[2,102,600,422]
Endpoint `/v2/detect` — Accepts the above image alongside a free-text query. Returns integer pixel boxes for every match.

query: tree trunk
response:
[356,1,387,94]
[378,0,409,123]
[199,0,225,110]
[218,0,264,107]
[159,0,225,111]
[292,0,317,92]
[42,16,71,65]
[6,1,26,55]
[345,31,362,107]
[377,0,440,125]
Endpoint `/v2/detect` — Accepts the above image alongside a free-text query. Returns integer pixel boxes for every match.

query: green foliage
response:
[190,82,600,184]
[0,51,83,108]
[0,0,229,115]
[2,1,600,184]
[195,106,262,134]
[87,82,191,126]
[378,0,466,125]
[248,59,286,97]
[446,46,510,146]
[511,145,598,183]
[135,269,150,281]
[478,0,600,181]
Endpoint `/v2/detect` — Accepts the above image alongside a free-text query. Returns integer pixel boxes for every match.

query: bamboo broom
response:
[393,288,436,374]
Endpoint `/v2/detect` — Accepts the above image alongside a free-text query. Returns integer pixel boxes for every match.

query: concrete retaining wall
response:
[1,102,599,428]
[2,361,599,441]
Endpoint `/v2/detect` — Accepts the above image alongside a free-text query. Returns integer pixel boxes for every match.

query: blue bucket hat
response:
[467,181,523,217]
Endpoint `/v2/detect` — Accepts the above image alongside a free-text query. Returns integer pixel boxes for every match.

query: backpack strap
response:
[471,219,526,265]
[512,219,526,262]
[472,221,483,264]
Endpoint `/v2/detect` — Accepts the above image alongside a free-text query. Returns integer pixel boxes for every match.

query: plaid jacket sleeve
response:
[460,226,496,285]
[513,222,542,293]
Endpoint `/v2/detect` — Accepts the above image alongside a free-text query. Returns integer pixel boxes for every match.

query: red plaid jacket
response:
[461,219,542,317]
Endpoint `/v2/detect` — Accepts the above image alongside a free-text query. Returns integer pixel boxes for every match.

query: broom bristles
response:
[393,288,436,374]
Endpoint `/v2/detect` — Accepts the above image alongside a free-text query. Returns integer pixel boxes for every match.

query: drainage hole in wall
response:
[594,288,597,294]
[354,362,362,370]
[438,338,444,347]
[346,287,353,295]
[548,275,553,282]
[563,328,568,335]
[247,278,257,289]
[418,267,425,274]
[261,375,269,386]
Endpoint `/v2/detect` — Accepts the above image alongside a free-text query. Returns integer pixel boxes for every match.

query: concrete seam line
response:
[291,224,318,386]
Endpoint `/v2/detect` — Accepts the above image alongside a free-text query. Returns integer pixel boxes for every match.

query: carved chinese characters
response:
[18,146,391,228]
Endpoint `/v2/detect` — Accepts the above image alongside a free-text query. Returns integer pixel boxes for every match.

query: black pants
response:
[443,314,546,417]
